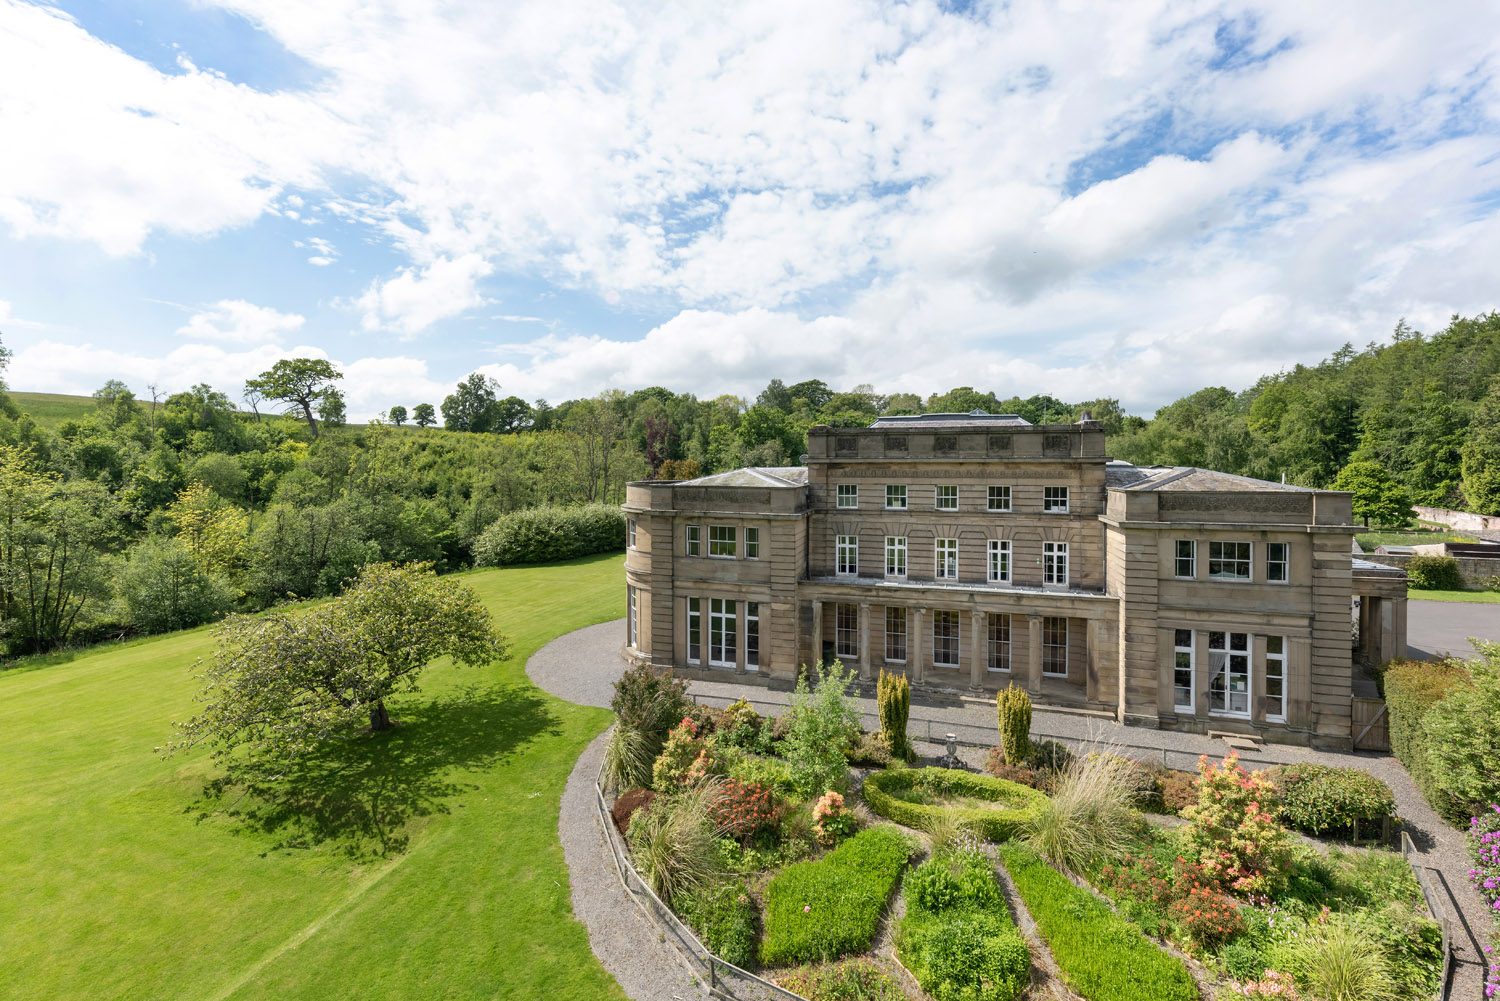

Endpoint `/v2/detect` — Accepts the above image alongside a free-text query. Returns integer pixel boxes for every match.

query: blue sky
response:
[1,0,1497,419]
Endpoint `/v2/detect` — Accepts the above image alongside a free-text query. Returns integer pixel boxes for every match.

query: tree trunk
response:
[302,399,321,438]
[369,699,391,731]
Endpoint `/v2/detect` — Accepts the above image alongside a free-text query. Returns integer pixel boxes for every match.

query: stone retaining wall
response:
[1413,505,1500,536]
[1369,551,1500,590]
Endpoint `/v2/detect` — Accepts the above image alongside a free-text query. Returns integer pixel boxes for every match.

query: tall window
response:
[627,519,637,549]
[745,602,760,670]
[1043,541,1069,587]
[687,597,701,664]
[987,614,1011,672]
[935,538,958,579]
[627,586,638,647]
[1175,540,1196,579]
[885,607,907,662]
[1173,628,1193,713]
[709,525,737,558]
[709,598,737,667]
[1265,635,1286,722]
[987,486,1012,512]
[1043,486,1069,512]
[837,484,858,509]
[745,527,760,559]
[935,484,958,510]
[988,540,1011,583]
[933,610,959,667]
[836,603,858,658]
[1042,617,1068,676]
[685,524,701,556]
[886,484,907,510]
[1208,541,1251,580]
[885,536,907,577]
[1266,543,1288,583]
[1208,631,1250,717]
[837,535,859,575]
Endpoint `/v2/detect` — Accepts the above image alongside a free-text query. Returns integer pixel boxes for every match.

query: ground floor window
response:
[1042,617,1068,676]
[687,598,700,664]
[933,610,959,667]
[1173,628,1193,712]
[746,602,760,671]
[710,597,737,667]
[1265,635,1285,721]
[885,606,907,662]
[987,613,1010,672]
[628,586,638,648]
[836,603,858,658]
[1208,630,1250,717]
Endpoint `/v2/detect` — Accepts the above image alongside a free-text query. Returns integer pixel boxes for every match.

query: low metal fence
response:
[1400,831,1456,1000]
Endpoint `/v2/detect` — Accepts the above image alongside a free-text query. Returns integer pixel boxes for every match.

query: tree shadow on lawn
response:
[190,683,562,861]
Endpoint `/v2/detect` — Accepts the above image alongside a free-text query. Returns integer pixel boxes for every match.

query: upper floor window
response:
[1266,542,1288,583]
[988,540,1011,583]
[885,484,908,510]
[1043,486,1069,513]
[836,535,859,575]
[836,484,858,509]
[1208,541,1251,581]
[987,486,1012,512]
[1174,540,1196,579]
[935,538,958,579]
[685,524,701,556]
[627,519,637,549]
[935,485,958,510]
[1043,541,1069,587]
[745,527,760,559]
[885,536,907,577]
[709,525,737,558]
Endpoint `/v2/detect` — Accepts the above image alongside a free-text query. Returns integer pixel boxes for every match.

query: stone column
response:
[969,610,986,692]
[858,602,872,682]
[810,599,823,670]
[1025,613,1043,696]
[1085,617,1100,703]
[734,599,748,674]
[912,606,927,684]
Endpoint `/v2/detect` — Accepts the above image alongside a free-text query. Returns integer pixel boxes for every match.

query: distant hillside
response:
[9,391,95,428]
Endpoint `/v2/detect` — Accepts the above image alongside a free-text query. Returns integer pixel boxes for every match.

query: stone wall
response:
[1369,551,1500,590]
[1413,505,1500,536]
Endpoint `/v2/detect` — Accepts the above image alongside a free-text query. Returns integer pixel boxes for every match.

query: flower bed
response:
[862,767,1048,842]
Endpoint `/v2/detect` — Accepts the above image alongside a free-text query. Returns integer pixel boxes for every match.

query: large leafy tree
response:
[1333,460,1414,528]
[1462,375,1500,515]
[246,359,343,438]
[166,562,511,761]
[412,403,437,427]
[442,373,502,432]
[388,405,408,426]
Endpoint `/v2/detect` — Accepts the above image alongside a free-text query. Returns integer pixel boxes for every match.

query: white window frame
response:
[745,527,760,559]
[1265,635,1286,722]
[1175,540,1195,579]
[988,540,1011,583]
[627,519,637,549]
[836,484,858,509]
[1043,541,1069,587]
[709,597,737,667]
[745,602,760,671]
[1043,486,1069,513]
[687,597,701,664]
[987,485,1012,512]
[1173,628,1194,713]
[987,613,1011,672]
[1266,542,1288,584]
[836,603,858,658]
[935,484,958,511]
[885,536,907,578]
[709,524,737,558]
[935,538,958,580]
[1041,616,1068,677]
[836,535,859,576]
[885,484,907,510]
[1208,541,1252,581]
[685,524,701,557]
[1208,630,1251,718]
[885,606,907,662]
[628,586,638,648]
[932,610,960,667]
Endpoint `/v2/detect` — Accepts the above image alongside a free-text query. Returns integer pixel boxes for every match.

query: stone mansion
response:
[621,412,1408,750]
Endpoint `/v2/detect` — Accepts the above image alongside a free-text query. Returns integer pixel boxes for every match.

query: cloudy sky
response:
[1,0,1497,419]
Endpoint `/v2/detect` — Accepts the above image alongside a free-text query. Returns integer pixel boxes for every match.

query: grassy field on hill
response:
[10,390,95,427]
[0,554,627,1001]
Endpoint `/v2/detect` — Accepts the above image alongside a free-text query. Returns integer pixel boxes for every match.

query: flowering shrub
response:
[1469,805,1500,912]
[1098,853,1242,948]
[652,717,723,789]
[1226,970,1301,999]
[711,779,781,842]
[813,790,857,845]
[715,698,762,748]
[1182,753,1294,895]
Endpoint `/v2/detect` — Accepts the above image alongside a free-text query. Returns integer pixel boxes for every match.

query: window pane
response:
[885,606,907,661]
[988,486,1011,512]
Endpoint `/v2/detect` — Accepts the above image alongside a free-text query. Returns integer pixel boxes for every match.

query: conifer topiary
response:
[996,684,1032,765]
[876,668,913,760]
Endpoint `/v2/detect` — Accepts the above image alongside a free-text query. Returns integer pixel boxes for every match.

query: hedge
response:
[1385,659,1471,824]
[998,843,1197,1001]
[1269,763,1397,837]
[471,504,625,566]
[862,767,1049,842]
[1406,554,1464,591]
[760,825,914,966]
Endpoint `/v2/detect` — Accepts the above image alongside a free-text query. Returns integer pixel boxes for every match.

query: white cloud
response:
[177,299,306,344]
[355,253,493,336]
[0,299,43,331]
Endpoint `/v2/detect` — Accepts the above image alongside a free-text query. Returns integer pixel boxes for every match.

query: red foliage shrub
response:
[984,746,1043,789]
[611,787,656,835]
[711,779,781,842]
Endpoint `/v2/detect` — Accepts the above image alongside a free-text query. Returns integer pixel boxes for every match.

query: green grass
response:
[9,390,96,427]
[1357,527,1475,549]
[1407,588,1500,602]
[0,553,629,1001]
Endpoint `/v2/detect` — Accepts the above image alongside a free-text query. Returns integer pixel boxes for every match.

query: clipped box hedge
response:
[1385,658,1472,824]
[1269,763,1396,837]
[471,503,625,566]
[760,825,915,967]
[863,767,1049,842]
[1406,554,1464,591]
[998,843,1197,1001]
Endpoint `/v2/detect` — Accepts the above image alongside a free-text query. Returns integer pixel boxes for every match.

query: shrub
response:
[1181,753,1294,895]
[999,843,1198,1001]
[905,846,1003,913]
[775,959,906,1000]
[759,826,914,966]
[676,879,758,969]
[610,787,655,835]
[1426,641,1500,818]
[1468,804,1500,910]
[1268,763,1396,837]
[627,782,723,904]
[1159,769,1198,815]
[1226,970,1301,1000]
[813,791,857,845]
[1406,554,1464,590]
[652,717,722,790]
[729,755,797,795]
[714,698,762,748]
[601,724,654,793]
[117,536,236,634]
[897,906,1029,1001]
[784,660,861,796]
[845,731,896,767]
[610,664,691,765]
[1024,752,1144,872]
[862,767,1049,843]
[1098,852,1241,949]
[711,779,781,843]
[983,746,1043,788]
[995,685,1032,765]
[1286,916,1397,1001]
[470,503,625,565]
[1384,658,1472,823]
[877,668,914,760]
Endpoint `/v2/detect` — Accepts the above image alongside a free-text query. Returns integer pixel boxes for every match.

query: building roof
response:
[867,410,1032,429]
[1352,557,1407,577]
[669,466,809,488]
[1107,463,1315,493]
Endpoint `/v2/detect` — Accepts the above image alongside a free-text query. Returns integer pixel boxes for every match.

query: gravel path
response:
[534,618,1495,1000]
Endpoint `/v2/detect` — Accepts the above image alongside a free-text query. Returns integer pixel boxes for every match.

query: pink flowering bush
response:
[812,790,858,845]
[1181,752,1294,896]
[652,716,723,789]
[1226,970,1300,1000]
[1467,805,1500,998]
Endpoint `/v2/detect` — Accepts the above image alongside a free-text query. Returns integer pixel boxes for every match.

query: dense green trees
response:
[1333,462,1414,528]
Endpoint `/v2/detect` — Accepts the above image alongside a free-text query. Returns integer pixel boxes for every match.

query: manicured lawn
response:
[1408,588,1500,603]
[0,553,628,1001]
[1356,526,1474,549]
